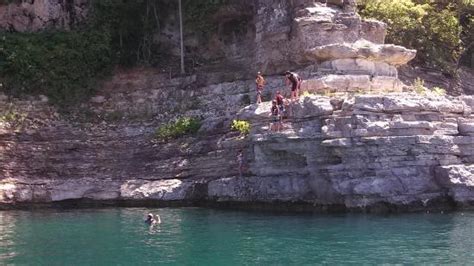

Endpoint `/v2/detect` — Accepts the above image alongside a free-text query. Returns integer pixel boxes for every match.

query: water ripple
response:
[0,209,473,265]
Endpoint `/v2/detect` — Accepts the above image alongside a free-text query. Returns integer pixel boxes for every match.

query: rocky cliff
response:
[0,0,473,212]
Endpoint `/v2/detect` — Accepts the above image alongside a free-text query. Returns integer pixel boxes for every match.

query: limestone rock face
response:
[0,178,202,203]
[1,1,473,212]
[255,0,416,95]
[1,75,473,211]
[0,0,88,32]
[435,165,474,204]
[306,40,416,65]
[216,93,474,209]
[256,0,389,73]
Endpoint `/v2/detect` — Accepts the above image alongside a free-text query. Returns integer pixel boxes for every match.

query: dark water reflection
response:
[0,208,473,265]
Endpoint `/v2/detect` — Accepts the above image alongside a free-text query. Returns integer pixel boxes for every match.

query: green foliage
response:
[0,30,113,107]
[431,86,447,96]
[358,0,469,73]
[155,117,201,140]
[231,119,250,135]
[183,0,225,34]
[458,1,474,67]
[90,0,162,66]
[413,77,427,95]
[0,0,20,4]
[412,78,447,96]
[0,104,27,129]
[103,111,125,122]
[302,91,313,97]
[0,0,167,107]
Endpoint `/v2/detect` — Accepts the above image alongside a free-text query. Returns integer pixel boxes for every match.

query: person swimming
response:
[145,213,161,225]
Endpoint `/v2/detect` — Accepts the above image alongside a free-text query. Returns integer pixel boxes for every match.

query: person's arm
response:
[156,215,161,224]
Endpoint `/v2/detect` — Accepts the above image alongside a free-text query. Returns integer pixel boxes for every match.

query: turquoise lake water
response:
[0,208,473,265]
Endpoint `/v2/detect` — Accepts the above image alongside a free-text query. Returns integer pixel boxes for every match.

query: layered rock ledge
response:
[1,91,473,212]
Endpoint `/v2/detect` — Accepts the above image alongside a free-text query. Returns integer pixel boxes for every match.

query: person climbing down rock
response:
[285,71,302,102]
[269,100,282,132]
[237,150,243,177]
[255,71,265,104]
[275,91,285,118]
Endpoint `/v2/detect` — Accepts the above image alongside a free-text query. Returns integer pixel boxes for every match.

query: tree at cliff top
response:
[90,0,162,66]
[0,0,164,107]
[0,30,113,107]
[358,0,473,73]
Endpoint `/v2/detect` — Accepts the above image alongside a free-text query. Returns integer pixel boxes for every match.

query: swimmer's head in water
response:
[147,213,153,219]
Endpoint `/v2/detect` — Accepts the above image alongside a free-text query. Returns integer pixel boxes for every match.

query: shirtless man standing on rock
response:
[285,71,302,102]
[255,72,265,104]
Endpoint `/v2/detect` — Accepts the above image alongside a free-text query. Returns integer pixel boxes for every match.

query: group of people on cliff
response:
[236,70,303,178]
[255,71,303,132]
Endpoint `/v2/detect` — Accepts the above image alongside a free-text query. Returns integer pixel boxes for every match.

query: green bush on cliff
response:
[0,104,27,129]
[231,120,250,135]
[155,117,201,140]
[0,30,113,107]
[413,77,427,95]
[358,0,473,73]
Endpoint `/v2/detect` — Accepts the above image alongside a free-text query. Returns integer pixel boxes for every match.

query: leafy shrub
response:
[231,119,250,135]
[412,79,447,96]
[413,77,427,95]
[155,117,201,140]
[302,91,313,97]
[431,86,447,96]
[0,105,27,129]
